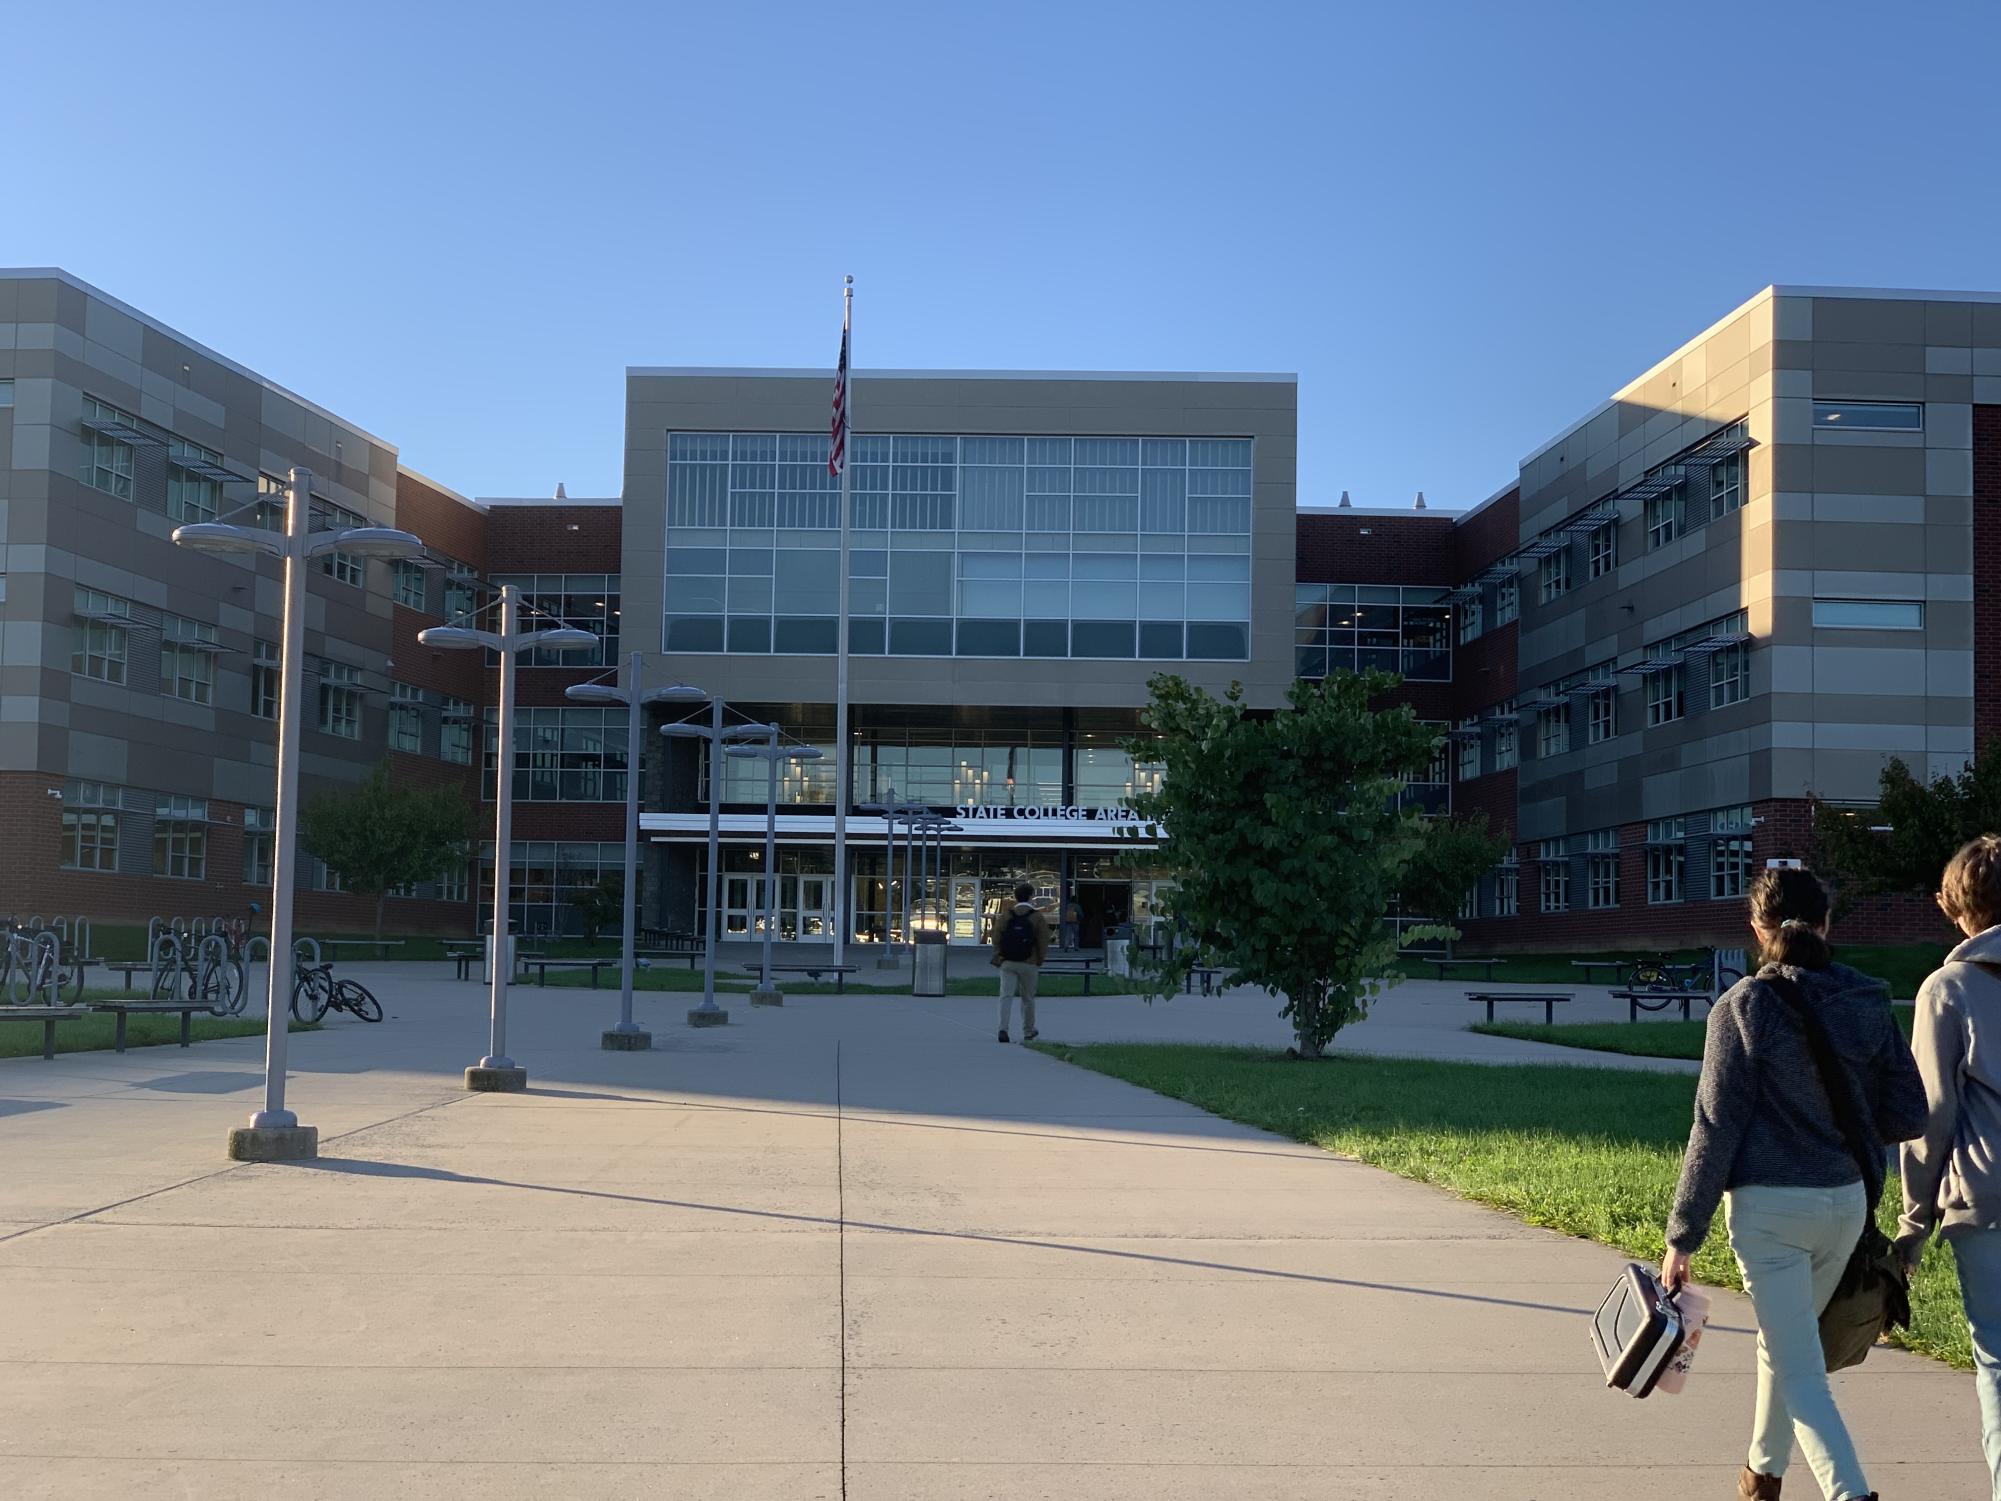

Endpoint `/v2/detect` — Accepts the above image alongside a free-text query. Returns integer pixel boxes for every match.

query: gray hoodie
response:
[1667,961,1926,1254]
[1898,925,2001,1249]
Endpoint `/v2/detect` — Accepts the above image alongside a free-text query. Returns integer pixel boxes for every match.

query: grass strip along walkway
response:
[1472,1006,1917,1061]
[1035,1041,1971,1369]
[0,1013,318,1061]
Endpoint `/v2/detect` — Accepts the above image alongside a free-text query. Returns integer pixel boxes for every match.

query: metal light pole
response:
[726,734,824,1005]
[861,790,926,967]
[174,466,422,1160]
[419,587,596,1090]
[566,655,702,1050]
[662,703,779,1026]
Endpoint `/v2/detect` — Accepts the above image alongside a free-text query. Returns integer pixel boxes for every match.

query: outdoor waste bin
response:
[912,929,947,997]
[1106,923,1132,978]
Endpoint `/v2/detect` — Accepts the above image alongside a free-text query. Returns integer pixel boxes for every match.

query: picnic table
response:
[1428,957,1501,982]
[638,928,701,954]
[1466,991,1571,1025]
[0,1006,90,1060]
[518,957,619,988]
[742,963,860,993]
[1041,957,1104,993]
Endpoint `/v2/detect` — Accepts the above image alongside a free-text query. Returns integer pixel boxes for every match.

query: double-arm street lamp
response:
[660,697,778,1026]
[173,465,422,1161]
[566,655,704,1050]
[419,584,596,1091]
[725,732,824,1005]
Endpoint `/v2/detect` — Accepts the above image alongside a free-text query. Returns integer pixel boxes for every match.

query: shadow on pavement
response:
[130,1070,268,1094]
[0,1098,65,1118]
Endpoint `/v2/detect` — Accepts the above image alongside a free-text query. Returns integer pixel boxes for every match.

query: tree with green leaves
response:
[1122,670,1457,1058]
[299,763,475,938]
[568,871,625,943]
[1399,812,1513,929]
[1811,743,2001,914]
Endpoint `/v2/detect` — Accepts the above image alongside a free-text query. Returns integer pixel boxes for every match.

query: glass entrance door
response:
[949,876,985,943]
[787,875,832,941]
[723,874,767,938]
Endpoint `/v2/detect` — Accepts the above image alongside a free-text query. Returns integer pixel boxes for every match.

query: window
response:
[254,472,289,532]
[443,564,481,624]
[491,573,621,666]
[318,660,363,738]
[1646,484,1684,548]
[1585,675,1618,744]
[390,682,424,752]
[437,861,469,904]
[251,640,279,719]
[484,706,629,802]
[1491,700,1518,771]
[153,795,209,880]
[0,380,12,405]
[1647,665,1685,726]
[313,499,366,586]
[61,809,119,871]
[479,839,631,936]
[243,806,274,886]
[1712,806,1754,899]
[1710,451,1744,517]
[1585,829,1619,910]
[1708,611,1751,708]
[70,589,130,684]
[1813,599,1924,630]
[440,696,475,764]
[1813,401,1922,431]
[1495,868,1518,918]
[1538,547,1570,603]
[1295,584,1450,682]
[1588,522,1616,579]
[1647,819,1686,904]
[1538,703,1570,758]
[393,560,428,610]
[80,397,137,499]
[1493,577,1518,626]
[1457,597,1482,644]
[313,860,348,893]
[1539,839,1570,913]
[166,440,222,524]
[161,615,218,704]
[1456,719,1482,781]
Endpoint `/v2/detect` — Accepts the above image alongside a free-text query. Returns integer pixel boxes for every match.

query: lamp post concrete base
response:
[227,1125,318,1162]
[686,1007,730,1028]
[601,1028,653,1050]
[749,987,784,1007]
[465,1064,529,1092]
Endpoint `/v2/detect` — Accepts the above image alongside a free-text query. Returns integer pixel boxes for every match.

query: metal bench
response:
[321,939,407,960]
[519,957,618,988]
[1183,964,1225,996]
[1428,957,1501,982]
[87,1000,217,1052]
[637,948,702,970]
[742,963,860,993]
[1466,991,1572,1025]
[0,1006,90,1060]
[104,962,158,994]
[1613,988,1713,1023]
[1041,957,1104,993]
[1570,959,1629,984]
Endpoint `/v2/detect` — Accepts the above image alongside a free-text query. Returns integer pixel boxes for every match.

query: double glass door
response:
[722,873,834,941]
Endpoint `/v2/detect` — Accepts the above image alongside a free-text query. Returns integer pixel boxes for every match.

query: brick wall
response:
[1296,511,1455,584]
[489,505,622,573]
[1452,486,1520,577]
[394,470,489,572]
[1976,406,2001,753]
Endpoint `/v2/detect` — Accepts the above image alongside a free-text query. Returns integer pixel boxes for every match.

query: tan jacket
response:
[988,903,1052,966]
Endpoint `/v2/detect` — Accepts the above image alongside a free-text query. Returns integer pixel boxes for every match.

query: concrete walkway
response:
[0,968,1983,1497]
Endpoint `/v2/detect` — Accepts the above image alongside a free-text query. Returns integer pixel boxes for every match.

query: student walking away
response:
[1060,895,1081,951]
[991,882,1051,1044]
[1661,866,1925,1501]
[1899,834,2001,1500]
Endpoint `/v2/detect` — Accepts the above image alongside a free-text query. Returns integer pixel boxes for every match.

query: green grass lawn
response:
[534,963,1137,998]
[1472,1005,1917,1061]
[1034,1040,1971,1369]
[1390,942,1949,998]
[0,1012,318,1060]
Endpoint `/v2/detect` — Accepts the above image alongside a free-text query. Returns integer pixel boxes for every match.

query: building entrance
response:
[1073,881,1132,949]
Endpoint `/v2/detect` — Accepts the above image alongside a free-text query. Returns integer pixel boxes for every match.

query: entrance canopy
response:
[641,809,1161,848]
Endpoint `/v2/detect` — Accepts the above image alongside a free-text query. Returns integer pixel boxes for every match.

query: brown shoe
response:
[1739,1468,1781,1499]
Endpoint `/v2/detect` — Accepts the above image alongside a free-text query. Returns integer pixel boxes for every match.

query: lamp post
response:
[725,733,824,1006]
[860,790,928,967]
[661,700,779,1026]
[566,654,703,1050]
[419,585,596,1091]
[173,466,421,1160]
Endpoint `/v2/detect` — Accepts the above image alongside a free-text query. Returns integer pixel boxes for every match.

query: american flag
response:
[828,326,850,477]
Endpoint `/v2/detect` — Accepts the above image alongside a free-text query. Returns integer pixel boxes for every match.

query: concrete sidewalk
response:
[0,970,1983,1497]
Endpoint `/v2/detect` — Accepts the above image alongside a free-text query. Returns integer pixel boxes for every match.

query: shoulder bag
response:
[1762,973,1912,1371]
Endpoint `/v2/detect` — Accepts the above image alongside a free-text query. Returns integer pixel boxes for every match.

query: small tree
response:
[1124,670,1454,1058]
[299,763,474,938]
[1812,743,2001,914]
[1399,813,1512,929]
[569,871,625,943]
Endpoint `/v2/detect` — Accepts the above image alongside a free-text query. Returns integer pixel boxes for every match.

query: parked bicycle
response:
[290,963,383,1024]
[2,925,82,1004]
[151,928,248,1015]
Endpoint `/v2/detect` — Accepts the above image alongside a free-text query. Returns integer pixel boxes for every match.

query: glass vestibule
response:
[721,870,836,940]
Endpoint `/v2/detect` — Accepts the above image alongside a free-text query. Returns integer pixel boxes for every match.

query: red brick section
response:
[1975,407,2001,753]
[394,470,489,573]
[489,505,622,573]
[1296,510,1455,584]
[1452,486,1520,579]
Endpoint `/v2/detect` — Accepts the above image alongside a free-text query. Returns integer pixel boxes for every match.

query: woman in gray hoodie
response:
[1898,833,2001,1500]
[1662,866,1925,1501]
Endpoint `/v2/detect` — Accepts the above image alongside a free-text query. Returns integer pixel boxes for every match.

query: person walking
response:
[1060,894,1081,951]
[1661,866,1925,1501]
[1898,834,2001,1499]
[990,882,1051,1044]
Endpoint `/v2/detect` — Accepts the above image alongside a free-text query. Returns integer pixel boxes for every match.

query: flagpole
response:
[832,275,854,969]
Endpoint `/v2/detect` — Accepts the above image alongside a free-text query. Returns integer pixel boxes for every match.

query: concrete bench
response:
[743,963,860,993]
[1466,991,1571,1026]
[87,1001,215,1053]
[0,1006,90,1060]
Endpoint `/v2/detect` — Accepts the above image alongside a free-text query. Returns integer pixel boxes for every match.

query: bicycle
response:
[152,930,249,1016]
[3,926,76,1004]
[291,963,383,1024]
[1626,952,1707,993]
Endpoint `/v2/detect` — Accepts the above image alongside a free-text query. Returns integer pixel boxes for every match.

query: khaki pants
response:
[997,960,1040,1035]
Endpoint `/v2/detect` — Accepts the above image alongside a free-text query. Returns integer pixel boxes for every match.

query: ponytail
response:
[1748,866,1833,970]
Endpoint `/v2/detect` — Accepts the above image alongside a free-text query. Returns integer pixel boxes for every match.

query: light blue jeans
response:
[1725,1182,1870,1500]
[1949,1226,2001,1499]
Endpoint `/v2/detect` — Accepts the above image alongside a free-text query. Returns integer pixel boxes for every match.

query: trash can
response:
[1106,923,1132,978]
[483,932,517,985]
[912,929,948,997]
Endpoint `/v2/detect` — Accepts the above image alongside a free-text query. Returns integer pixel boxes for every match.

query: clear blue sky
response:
[8,1,1998,508]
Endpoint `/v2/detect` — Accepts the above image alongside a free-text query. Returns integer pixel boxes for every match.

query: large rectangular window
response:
[393,560,427,610]
[1295,584,1450,682]
[1537,703,1570,759]
[153,796,208,880]
[251,640,279,719]
[1457,597,1482,644]
[166,440,222,524]
[313,499,367,586]
[71,589,131,684]
[244,805,274,886]
[1588,522,1616,579]
[484,706,628,802]
[1813,401,1922,431]
[1711,805,1754,899]
[318,660,363,738]
[161,615,218,704]
[1491,700,1518,771]
[1539,839,1570,913]
[1647,485,1684,549]
[441,697,475,765]
[668,431,1252,661]
[390,682,424,752]
[1708,611,1751,708]
[1455,719,1481,781]
[492,573,620,665]
[1647,818,1686,904]
[1647,666,1685,726]
[1538,548,1570,603]
[1584,674,1618,744]
[1813,599,1924,630]
[80,397,138,499]
[1495,867,1518,918]
[1493,577,1519,627]
[61,810,120,871]
[1584,829,1619,910]
[444,564,481,624]
[478,839,630,937]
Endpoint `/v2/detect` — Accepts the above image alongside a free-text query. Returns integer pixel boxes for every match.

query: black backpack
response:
[998,909,1039,962]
